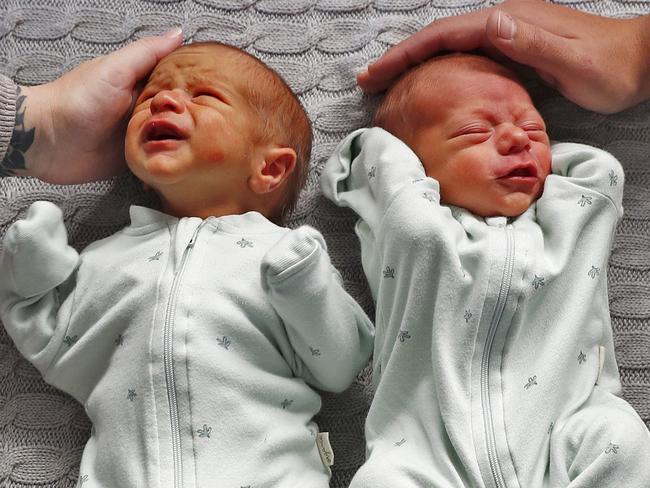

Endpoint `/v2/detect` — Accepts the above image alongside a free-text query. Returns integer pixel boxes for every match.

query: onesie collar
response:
[129,205,175,228]
[447,204,537,227]
[127,205,282,234]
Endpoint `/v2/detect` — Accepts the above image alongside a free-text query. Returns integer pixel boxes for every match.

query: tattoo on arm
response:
[1,86,35,177]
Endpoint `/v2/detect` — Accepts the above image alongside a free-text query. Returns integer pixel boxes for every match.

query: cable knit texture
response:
[0,1,649,486]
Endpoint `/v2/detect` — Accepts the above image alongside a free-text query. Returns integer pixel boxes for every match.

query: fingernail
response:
[497,12,516,40]
[162,26,182,38]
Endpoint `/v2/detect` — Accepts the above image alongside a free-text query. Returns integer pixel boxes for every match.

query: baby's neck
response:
[160,197,253,220]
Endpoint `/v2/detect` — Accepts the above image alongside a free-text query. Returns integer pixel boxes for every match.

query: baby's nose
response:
[150,89,187,114]
[496,124,530,155]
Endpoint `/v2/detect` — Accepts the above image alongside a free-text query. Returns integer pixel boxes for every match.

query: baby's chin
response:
[488,193,537,218]
[451,193,536,218]
[123,158,170,195]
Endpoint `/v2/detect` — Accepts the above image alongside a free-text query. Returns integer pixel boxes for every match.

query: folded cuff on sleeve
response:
[0,75,17,164]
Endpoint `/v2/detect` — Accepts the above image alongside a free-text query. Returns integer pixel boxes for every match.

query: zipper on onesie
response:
[480,224,514,488]
[164,220,207,488]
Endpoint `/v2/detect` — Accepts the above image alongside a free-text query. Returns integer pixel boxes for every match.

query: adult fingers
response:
[485,10,579,92]
[358,9,492,92]
[99,27,184,90]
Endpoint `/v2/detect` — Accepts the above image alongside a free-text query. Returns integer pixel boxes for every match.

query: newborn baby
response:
[322,53,650,488]
[0,42,374,487]
[373,53,551,218]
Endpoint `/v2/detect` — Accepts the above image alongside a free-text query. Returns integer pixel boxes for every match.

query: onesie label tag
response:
[316,432,334,467]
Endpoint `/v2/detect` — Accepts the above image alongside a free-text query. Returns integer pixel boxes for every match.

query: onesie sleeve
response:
[320,127,465,300]
[261,226,374,393]
[321,127,433,234]
[0,75,17,165]
[0,201,79,375]
[535,144,624,394]
[546,142,624,219]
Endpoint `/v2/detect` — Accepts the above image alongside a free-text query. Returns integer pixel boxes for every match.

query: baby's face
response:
[407,69,552,217]
[125,44,264,211]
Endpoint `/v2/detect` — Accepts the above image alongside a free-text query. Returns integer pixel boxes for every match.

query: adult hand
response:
[16,28,183,184]
[358,0,650,114]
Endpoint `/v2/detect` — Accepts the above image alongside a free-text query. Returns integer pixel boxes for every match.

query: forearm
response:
[262,227,374,392]
[0,78,54,179]
[0,201,79,372]
[634,14,650,106]
[268,266,374,392]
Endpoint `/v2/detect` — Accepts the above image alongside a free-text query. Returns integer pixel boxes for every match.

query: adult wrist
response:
[634,13,650,106]
[605,14,650,113]
[14,83,57,180]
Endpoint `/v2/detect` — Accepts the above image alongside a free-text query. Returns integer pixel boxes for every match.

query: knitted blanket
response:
[1,1,649,486]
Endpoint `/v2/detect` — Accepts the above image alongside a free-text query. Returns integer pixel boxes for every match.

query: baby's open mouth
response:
[500,164,538,179]
[142,120,189,143]
[505,167,534,177]
[497,163,540,192]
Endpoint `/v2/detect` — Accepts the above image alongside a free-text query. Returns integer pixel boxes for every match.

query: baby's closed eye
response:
[192,88,229,105]
[451,123,491,137]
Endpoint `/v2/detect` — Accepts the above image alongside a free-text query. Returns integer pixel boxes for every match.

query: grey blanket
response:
[1,1,649,487]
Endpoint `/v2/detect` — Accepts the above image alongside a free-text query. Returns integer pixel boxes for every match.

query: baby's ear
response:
[249,147,297,195]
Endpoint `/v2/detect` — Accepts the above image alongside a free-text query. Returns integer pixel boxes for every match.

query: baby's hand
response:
[17,30,183,184]
[3,201,78,298]
[261,226,330,289]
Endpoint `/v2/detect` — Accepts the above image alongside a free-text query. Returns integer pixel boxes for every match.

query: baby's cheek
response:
[537,144,553,176]
[124,121,141,163]
[420,158,443,182]
[198,140,226,165]
[207,149,225,164]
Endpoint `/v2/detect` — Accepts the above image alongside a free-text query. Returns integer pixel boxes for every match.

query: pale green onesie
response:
[321,128,650,488]
[0,202,374,488]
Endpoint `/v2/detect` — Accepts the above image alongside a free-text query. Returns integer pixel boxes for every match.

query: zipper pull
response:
[187,221,206,248]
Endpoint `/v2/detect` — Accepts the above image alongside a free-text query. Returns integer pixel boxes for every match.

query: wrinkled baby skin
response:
[125,44,270,218]
[404,60,552,217]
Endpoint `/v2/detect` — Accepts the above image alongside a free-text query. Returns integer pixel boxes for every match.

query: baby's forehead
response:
[413,61,529,105]
[146,44,258,90]
[405,70,538,136]
[415,57,519,91]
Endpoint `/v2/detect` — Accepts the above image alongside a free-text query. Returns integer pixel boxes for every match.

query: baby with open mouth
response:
[321,53,650,487]
[0,41,374,487]
[125,41,309,223]
[372,53,552,219]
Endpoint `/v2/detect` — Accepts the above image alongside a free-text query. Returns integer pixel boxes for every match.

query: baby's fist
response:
[261,226,327,289]
[3,201,78,298]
